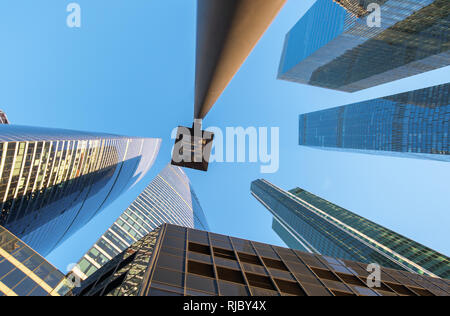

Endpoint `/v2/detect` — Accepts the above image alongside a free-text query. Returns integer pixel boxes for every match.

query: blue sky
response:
[0,0,448,273]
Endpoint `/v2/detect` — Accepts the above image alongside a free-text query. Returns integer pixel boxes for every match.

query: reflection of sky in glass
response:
[299,84,449,161]
[279,0,449,92]
[0,125,160,255]
[1,0,446,274]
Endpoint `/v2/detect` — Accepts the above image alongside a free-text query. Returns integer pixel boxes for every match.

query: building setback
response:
[251,179,450,279]
[278,0,450,92]
[299,83,449,162]
[72,164,209,280]
[0,125,160,255]
[72,224,450,296]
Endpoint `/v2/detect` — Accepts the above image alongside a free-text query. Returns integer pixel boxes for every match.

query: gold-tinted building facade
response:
[0,125,161,255]
[0,225,70,296]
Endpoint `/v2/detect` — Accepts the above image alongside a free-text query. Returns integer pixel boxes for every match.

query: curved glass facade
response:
[299,83,449,161]
[73,164,209,280]
[251,179,450,279]
[278,0,450,92]
[0,125,161,255]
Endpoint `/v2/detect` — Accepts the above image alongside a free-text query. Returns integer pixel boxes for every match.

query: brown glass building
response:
[72,224,449,296]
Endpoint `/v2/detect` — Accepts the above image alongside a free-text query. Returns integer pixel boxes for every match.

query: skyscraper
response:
[0,125,161,255]
[0,111,9,124]
[299,83,449,161]
[278,0,450,92]
[0,225,70,296]
[72,224,450,296]
[72,164,209,280]
[251,179,450,279]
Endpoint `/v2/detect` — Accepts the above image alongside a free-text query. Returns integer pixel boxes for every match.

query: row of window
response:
[75,166,202,279]
[0,226,65,296]
[156,226,449,296]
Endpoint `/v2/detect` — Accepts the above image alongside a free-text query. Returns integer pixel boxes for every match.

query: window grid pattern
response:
[0,225,69,296]
[71,227,162,297]
[74,165,209,280]
[299,83,449,162]
[251,179,450,280]
[72,224,450,297]
[0,125,160,255]
[278,0,449,92]
[289,187,450,279]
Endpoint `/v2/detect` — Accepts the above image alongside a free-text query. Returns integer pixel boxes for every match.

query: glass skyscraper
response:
[299,83,449,161]
[278,0,450,92]
[72,164,209,281]
[72,224,450,296]
[0,125,161,255]
[251,179,450,279]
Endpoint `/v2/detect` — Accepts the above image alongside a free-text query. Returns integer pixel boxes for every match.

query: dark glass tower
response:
[72,224,450,296]
[0,125,161,255]
[299,83,449,161]
[251,179,450,280]
[278,0,450,92]
[72,164,209,281]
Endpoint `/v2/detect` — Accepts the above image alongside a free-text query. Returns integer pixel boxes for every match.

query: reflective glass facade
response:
[0,125,161,255]
[73,164,209,281]
[73,224,450,296]
[278,0,450,92]
[251,179,450,279]
[0,225,70,296]
[299,83,450,161]
[272,217,310,253]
